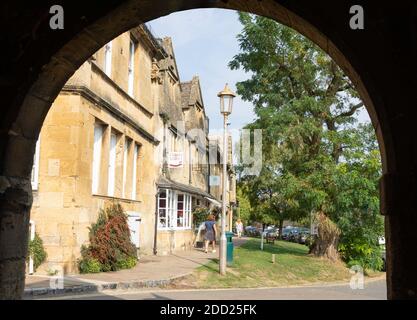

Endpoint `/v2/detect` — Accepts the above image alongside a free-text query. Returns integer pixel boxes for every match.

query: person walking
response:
[204,214,217,253]
[235,219,244,238]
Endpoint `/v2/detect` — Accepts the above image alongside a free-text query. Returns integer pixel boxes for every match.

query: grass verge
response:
[169,238,383,289]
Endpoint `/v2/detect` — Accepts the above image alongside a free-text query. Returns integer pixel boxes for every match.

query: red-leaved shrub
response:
[78,203,137,273]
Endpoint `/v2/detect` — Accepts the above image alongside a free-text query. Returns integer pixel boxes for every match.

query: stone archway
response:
[1,0,416,299]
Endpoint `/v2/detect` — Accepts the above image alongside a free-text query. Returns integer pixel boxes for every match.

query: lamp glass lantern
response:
[217,84,236,115]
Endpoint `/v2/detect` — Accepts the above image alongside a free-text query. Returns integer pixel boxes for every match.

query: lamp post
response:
[217,83,236,275]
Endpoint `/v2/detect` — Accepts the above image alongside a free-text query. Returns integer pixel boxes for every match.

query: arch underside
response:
[1,0,417,299]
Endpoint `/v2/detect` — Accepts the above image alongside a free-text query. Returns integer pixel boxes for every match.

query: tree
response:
[235,182,252,225]
[242,143,307,238]
[231,13,383,267]
[331,124,384,269]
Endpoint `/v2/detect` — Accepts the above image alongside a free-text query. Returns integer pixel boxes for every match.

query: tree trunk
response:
[309,211,340,261]
[278,219,284,240]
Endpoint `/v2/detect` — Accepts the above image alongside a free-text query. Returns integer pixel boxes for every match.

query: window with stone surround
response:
[158,189,192,230]
[131,143,139,200]
[92,123,105,195]
[107,130,121,197]
[122,137,132,199]
[104,41,112,77]
[128,39,136,97]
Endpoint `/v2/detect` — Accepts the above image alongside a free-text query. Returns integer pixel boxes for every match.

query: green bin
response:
[226,231,234,266]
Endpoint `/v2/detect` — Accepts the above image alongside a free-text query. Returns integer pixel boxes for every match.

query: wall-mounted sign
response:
[168,152,183,168]
[209,175,220,186]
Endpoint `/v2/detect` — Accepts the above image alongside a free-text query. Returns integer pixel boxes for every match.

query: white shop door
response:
[127,212,141,248]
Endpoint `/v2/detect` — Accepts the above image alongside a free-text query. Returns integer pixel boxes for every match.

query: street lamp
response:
[217,83,236,275]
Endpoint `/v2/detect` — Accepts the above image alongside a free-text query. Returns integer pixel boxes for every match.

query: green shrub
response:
[116,256,137,270]
[78,203,137,273]
[79,257,101,274]
[27,233,47,271]
[336,207,385,272]
[339,240,383,272]
[192,206,210,228]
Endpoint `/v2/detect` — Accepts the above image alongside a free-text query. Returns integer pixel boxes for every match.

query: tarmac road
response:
[42,278,386,300]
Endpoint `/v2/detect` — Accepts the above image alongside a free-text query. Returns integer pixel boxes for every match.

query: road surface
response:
[40,278,386,300]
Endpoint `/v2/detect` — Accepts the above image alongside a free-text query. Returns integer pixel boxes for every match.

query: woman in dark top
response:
[204,214,217,253]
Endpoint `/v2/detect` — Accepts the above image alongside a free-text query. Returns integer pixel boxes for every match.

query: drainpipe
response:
[206,141,210,194]
[190,140,196,185]
[162,123,168,177]
[153,191,159,255]
[189,140,192,185]
[160,112,169,178]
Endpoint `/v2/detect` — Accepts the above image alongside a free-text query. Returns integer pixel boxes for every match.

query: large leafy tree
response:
[332,124,384,269]
[231,13,383,268]
[235,181,253,225]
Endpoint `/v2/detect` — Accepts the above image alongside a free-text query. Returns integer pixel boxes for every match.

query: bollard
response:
[261,232,264,250]
[272,254,276,264]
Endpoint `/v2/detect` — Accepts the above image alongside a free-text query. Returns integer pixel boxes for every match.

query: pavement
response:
[39,278,387,300]
[24,236,387,300]
[24,236,248,299]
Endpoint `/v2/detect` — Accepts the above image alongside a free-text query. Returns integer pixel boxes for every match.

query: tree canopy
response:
[231,13,384,270]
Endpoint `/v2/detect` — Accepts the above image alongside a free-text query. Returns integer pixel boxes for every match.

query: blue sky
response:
[148,9,255,142]
[147,8,370,145]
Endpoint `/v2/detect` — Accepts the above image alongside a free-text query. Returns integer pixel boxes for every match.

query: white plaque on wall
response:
[168,152,184,168]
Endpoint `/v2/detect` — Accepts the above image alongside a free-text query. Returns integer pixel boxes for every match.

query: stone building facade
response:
[208,134,237,232]
[30,25,236,274]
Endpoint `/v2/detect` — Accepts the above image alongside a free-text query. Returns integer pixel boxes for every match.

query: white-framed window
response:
[104,41,112,77]
[131,143,139,200]
[158,189,192,230]
[92,123,104,194]
[128,39,136,96]
[182,194,192,228]
[122,138,131,198]
[31,138,41,190]
[107,132,117,196]
[158,189,168,228]
[177,194,185,228]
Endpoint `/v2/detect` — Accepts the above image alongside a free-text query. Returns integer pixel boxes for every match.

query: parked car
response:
[297,231,310,244]
[245,226,260,237]
[245,226,255,236]
[289,232,298,242]
[262,227,279,238]
[281,228,293,241]
[287,227,300,242]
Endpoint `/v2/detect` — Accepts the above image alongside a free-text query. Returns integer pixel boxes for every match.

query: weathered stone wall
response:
[30,28,162,274]
[31,93,159,273]
[157,230,194,256]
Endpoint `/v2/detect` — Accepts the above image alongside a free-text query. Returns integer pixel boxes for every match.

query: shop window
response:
[158,189,192,229]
